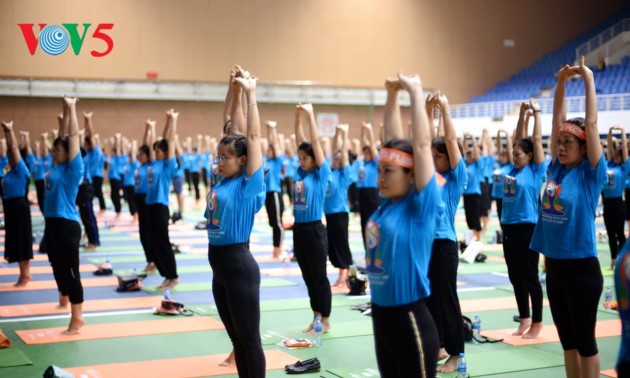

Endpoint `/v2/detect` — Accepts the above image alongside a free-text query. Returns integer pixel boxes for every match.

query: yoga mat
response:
[0,264,98,276]
[454,348,563,376]
[261,320,373,345]
[481,319,621,346]
[327,367,380,378]
[64,349,297,378]
[81,245,144,253]
[263,266,339,277]
[87,254,206,264]
[32,254,50,262]
[460,296,549,313]
[0,348,33,367]
[0,296,163,317]
[602,369,617,377]
[141,278,297,294]
[0,277,118,292]
[16,317,224,345]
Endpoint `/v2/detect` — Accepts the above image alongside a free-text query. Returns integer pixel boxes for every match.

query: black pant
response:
[426,239,464,356]
[294,221,332,317]
[208,243,266,378]
[93,176,106,211]
[282,177,293,204]
[191,171,200,200]
[135,194,156,264]
[76,184,100,246]
[604,197,626,260]
[3,197,33,263]
[123,185,138,215]
[372,300,439,378]
[265,191,284,248]
[480,180,492,217]
[35,179,45,213]
[546,257,602,357]
[45,218,83,304]
[110,179,122,213]
[625,189,630,221]
[494,197,503,228]
[184,169,191,191]
[463,194,482,231]
[503,223,542,322]
[358,188,380,249]
[201,168,209,188]
[348,182,359,213]
[325,212,353,269]
[147,204,177,279]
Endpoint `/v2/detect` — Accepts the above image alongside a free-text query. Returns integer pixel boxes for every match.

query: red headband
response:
[559,123,586,141]
[379,148,413,168]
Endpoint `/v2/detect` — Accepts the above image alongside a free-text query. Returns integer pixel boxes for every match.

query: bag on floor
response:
[460,240,483,264]
[346,276,367,296]
[43,365,74,378]
[462,316,503,344]
[116,275,143,292]
[154,300,193,316]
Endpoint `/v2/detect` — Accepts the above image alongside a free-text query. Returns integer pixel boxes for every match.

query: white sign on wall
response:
[317,113,339,137]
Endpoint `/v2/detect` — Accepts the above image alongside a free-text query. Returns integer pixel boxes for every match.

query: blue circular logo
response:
[39,25,69,55]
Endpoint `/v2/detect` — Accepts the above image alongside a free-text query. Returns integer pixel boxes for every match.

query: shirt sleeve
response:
[586,153,608,188]
[243,166,265,198]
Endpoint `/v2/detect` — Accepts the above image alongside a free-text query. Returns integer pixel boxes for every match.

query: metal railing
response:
[576,18,630,60]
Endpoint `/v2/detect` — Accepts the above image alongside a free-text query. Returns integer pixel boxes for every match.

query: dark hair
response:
[138,144,150,157]
[153,139,168,154]
[298,141,314,159]
[19,147,28,160]
[192,147,198,153]
[431,137,464,161]
[223,120,232,136]
[80,147,87,158]
[84,136,93,147]
[564,117,586,145]
[382,138,413,173]
[53,136,69,153]
[514,138,534,157]
[218,134,248,157]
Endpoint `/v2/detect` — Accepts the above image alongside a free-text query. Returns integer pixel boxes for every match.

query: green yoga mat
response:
[0,348,33,367]
[82,246,145,253]
[114,265,213,276]
[142,278,297,294]
[88,254,206,264]
[261,319,373,345]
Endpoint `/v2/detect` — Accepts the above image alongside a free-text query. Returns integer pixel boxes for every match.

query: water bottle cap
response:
[315,316,321,321]
[459,353,465,358]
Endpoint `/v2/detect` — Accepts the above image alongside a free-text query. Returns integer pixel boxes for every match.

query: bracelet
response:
[248,103,257,107]
[532,110,541,113]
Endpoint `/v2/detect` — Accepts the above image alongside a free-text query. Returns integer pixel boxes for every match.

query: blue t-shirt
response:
[482,155,496,180]
[501,162,546,224]
[107,155,124,180]
[32,155,52,181]
[284,155,297,181]
[82,153,92,184]
[356,158,378,189]
[615,240,630,371]
[25,152,36,172]
[463,160,482,195]
[88,147,105,178]
[324,165,351,214]
[135,162,151,194]
[293,160,332,223]
[349,160,360,183]
[146,157,177,206]
[265,156,284,193]
[123,159,139,187]
[188,153,201,173]
[603,160,630,198]
[530,155,608,259]
[174,156,185,178]
[200,152,211,171]
[0,156,8,178]
[492,163,513,199]
[2,159,30,199]
[434,159,467,241]
[209,162,222,187]
[206,166,265,245]
[181,153,191,171]
[44,154,83,222]
[365,174,441,307]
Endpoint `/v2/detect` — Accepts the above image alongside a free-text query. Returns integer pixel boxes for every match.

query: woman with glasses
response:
[206,66,266,377]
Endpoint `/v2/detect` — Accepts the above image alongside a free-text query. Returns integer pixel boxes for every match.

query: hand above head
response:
[297,103,314,114]
[362,122,372,130]
[385,78,402,92]
[20,130,29,136]
[83,111,93,118]
[267,121,277,128]
[397,70,422,93]
[575,55,593,78]
[338,123,349,133]
[233,76,257,93]
[436,92,449,109]
[1,121,13,131]
[557,64,579,82]
[530,99,541,112]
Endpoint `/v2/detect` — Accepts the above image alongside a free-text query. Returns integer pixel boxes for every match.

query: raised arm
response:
[364,123,379,158]
[233,75,262,176]
[464,133,480,162]
[223,67,237,125]
[398,71,434,191]
[531,100,544,165]
[515,102,530,141]
[145,120,156,161]
[2,122,20,167]
[436,93,461,168]
[83,111,95,146]
[294,107,307,145]
[426,94,436,139]
[64,97,80,160]
[622,127,629,163]
[608,126,615,162]
[267,121,279,158]
[551,64,576,162]
[339,124,349,168]
[229,66,248,135]
[383,79,403,140]
[576,56,601,166]
[299,103,326,167]
[163,110,177,160]
[20,131,32,156]
[506,133,514,164]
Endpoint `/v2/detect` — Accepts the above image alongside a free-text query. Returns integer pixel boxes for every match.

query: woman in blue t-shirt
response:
[462,133,483,241]
[107,136,124,218]
[33,134,52,214]
[367,71,440,376]
[44,97,85,335]
[264,121,285,259]
[492,130,514,226]
[293,102,333,333]
[324,123,353,287]
[357,122,380,249]
[502,100,546,339]
[530,56,606,377]
[122,140,140,223]
[603,126,630,269]
[134,121,157,274]
[1,122,33,287]
[206,69,266,377]
[146,110,179,290]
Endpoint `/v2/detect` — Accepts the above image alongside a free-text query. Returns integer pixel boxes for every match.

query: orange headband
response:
[379,148,414,169]
[559,123,586,141]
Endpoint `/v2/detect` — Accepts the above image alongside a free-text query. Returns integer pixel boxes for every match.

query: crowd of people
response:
[2,58,629,377]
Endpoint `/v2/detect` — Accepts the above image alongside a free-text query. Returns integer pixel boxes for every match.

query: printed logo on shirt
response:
[210,164,221,187]
[617,254,630,312]
[493,169,503,184]
[358,166,366,182]
[607,170,615,188]
[45,170,51,190]
[134,170,140,186]
[365,220,384,274]
[147,166,154,185]
[293,180,307,210]
[503,175,516,197]
[206,190,221,230]
[541,180,565,216]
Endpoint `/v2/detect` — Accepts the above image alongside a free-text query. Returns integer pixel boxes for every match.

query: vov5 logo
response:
[18,23,114,57]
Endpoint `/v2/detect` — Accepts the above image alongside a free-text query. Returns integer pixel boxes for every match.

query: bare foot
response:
[522,322,543,339]
[166,278,179,290]
[272,247,283,259]
[219,351,235,367]
[14,275,32,287]
[437,348,449,361]
[303,323,314,333]
[512,317,532,336]
[157,278,170,290]
[83,244,97,252]
[62,317,85,335]
[331,280,345,287]
[437,355,459,373]
[55,294,69,309]
[144,262,157,273]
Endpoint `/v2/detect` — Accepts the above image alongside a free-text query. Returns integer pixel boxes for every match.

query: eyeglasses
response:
[213,155,231,164]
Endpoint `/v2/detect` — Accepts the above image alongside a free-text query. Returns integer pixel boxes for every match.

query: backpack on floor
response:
[462,316,503,344]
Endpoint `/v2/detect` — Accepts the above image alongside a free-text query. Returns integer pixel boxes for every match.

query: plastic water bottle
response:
[312,316,323,346]
[604,287,612,309]
[472,315,481,344]
[164,287,171,301]
[132,267,137,277]
[456,352,467,378]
